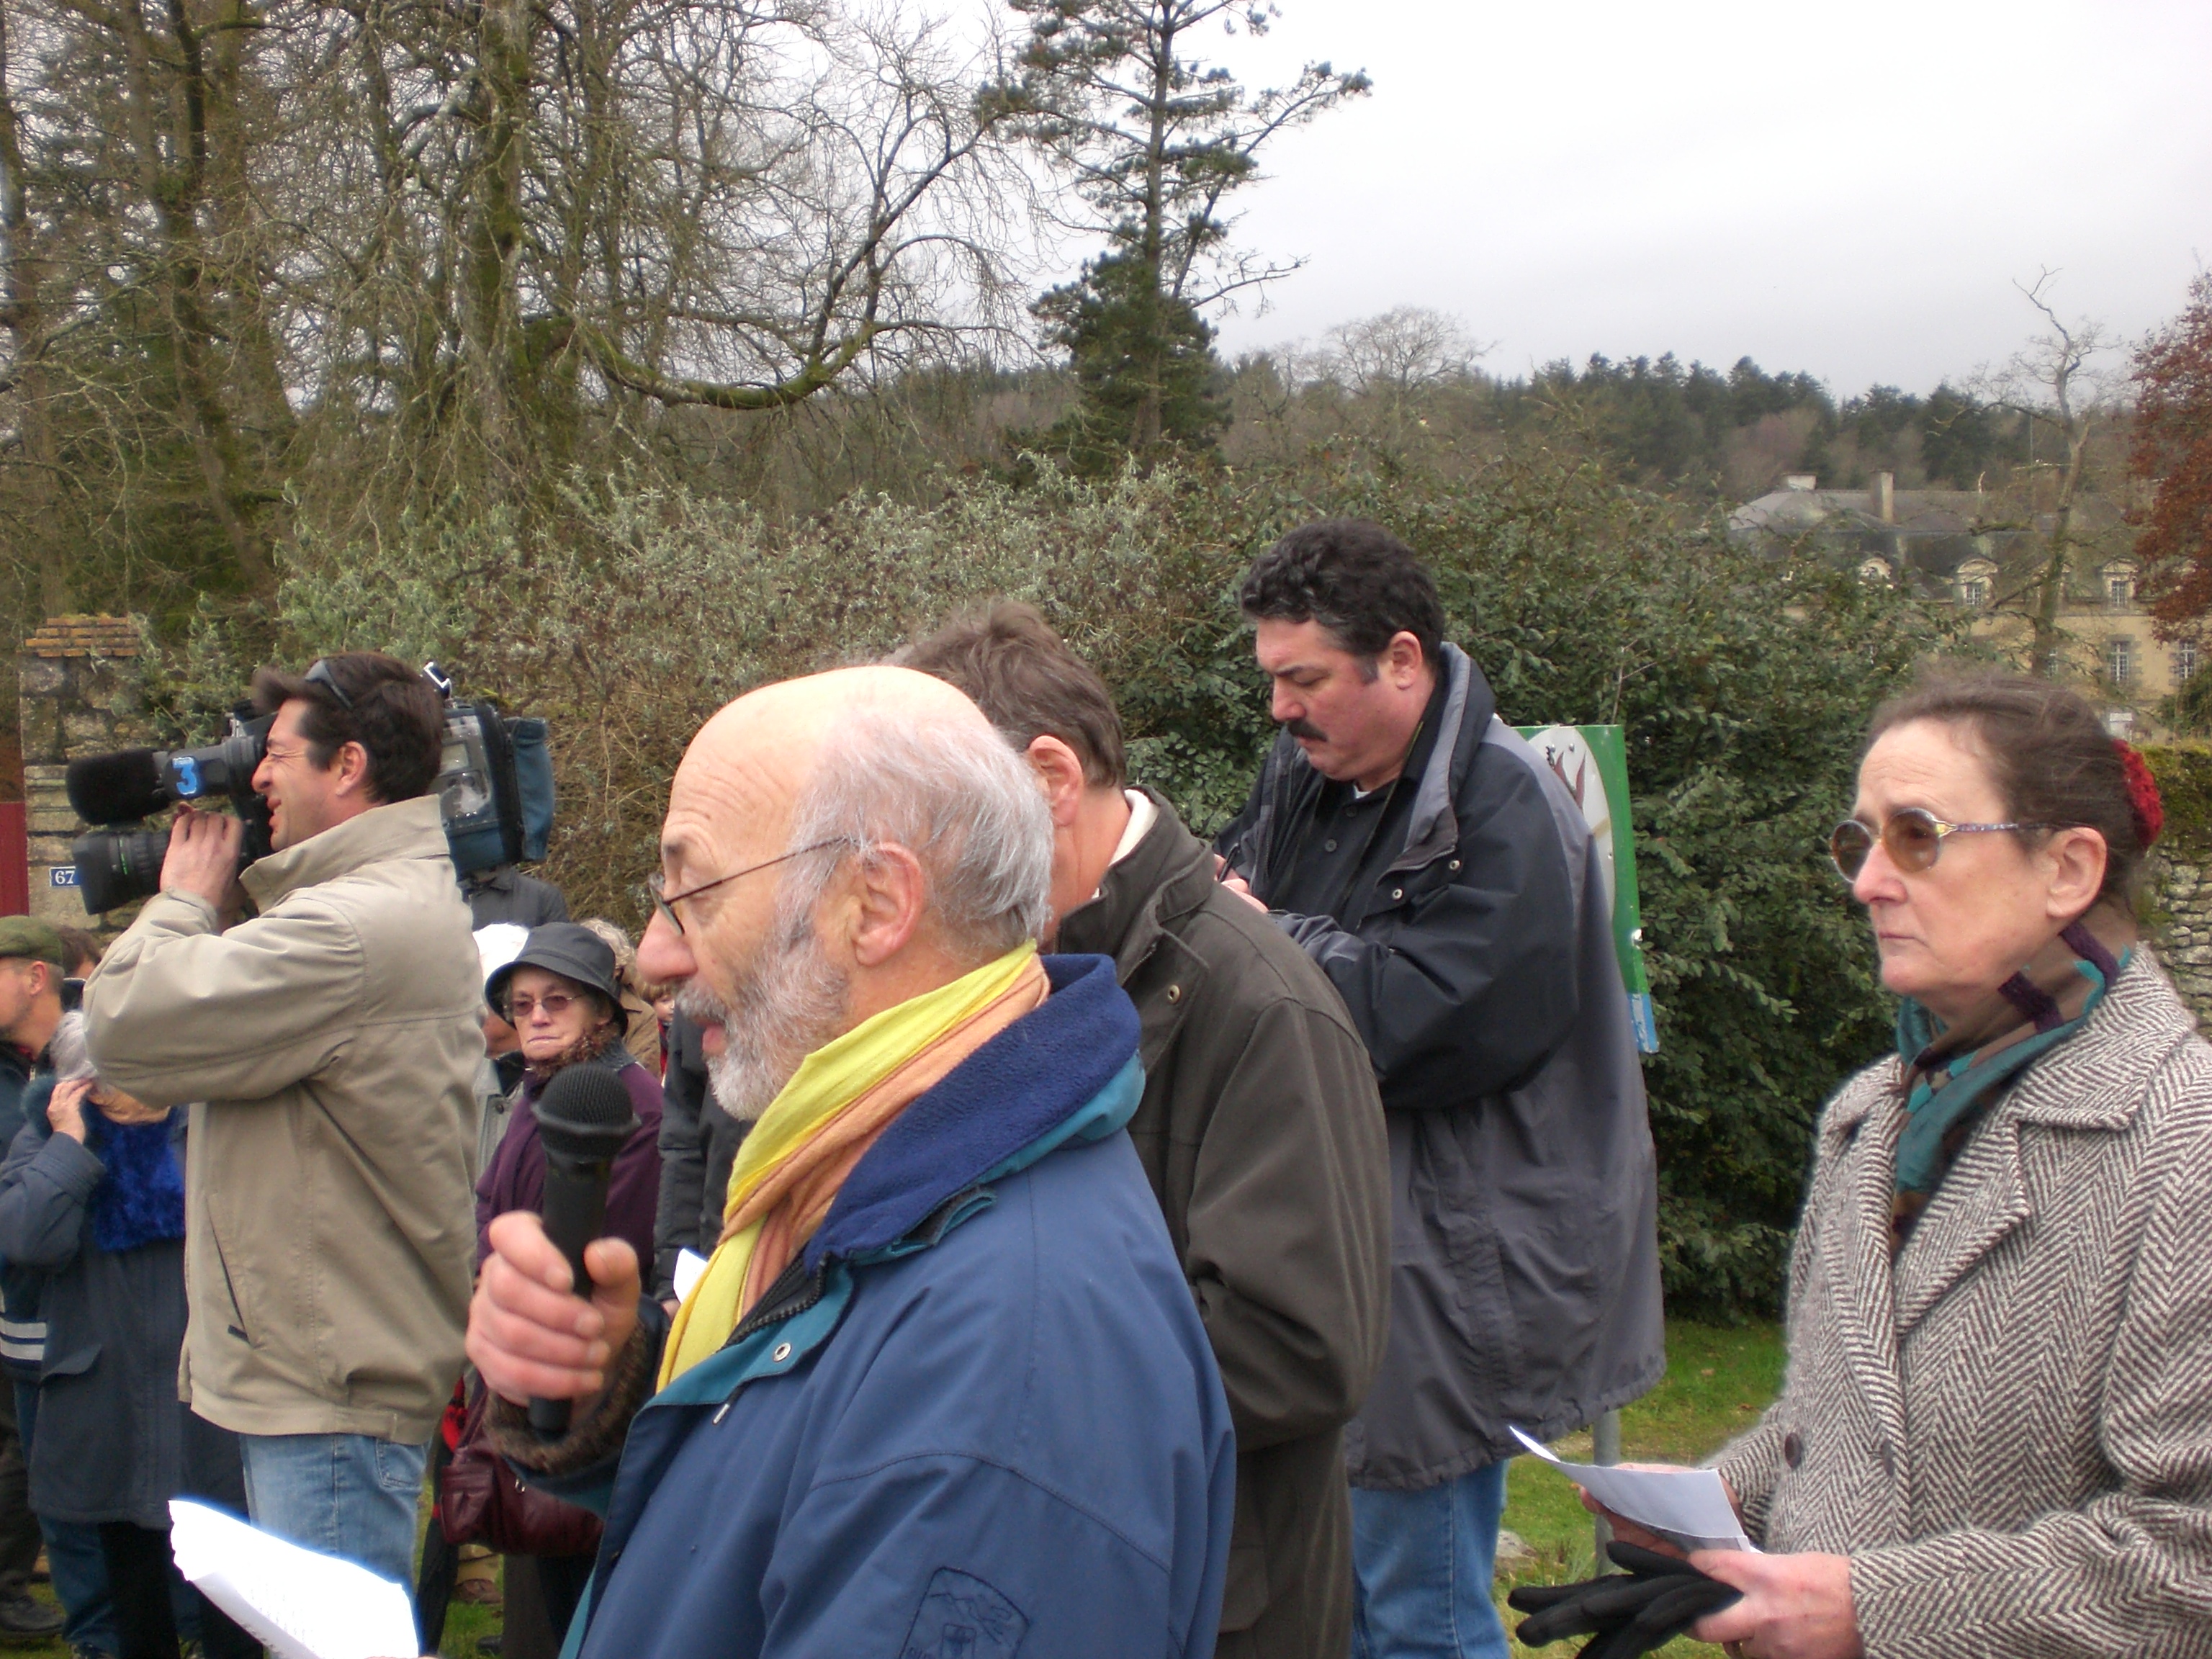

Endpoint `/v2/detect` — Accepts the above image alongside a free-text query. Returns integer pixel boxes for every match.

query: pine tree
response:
[987,1,1365,464]
[1031,251,1228,470]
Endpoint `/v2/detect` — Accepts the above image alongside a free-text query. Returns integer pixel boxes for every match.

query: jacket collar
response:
[241,795,451,909]
[1822,950,2196,1403]
[1893,951,2188,1326]
[1055,789,1214,983]
[804,951,1142,1270]
[1388,642,1483,873]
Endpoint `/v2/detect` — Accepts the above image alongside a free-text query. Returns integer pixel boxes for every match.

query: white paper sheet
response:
[1509,1426,1755,1553]
[673,1246,709,1303]
[168,1500,420,1659]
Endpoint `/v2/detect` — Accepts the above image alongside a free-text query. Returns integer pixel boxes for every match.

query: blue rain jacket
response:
[547,953,1236,1659]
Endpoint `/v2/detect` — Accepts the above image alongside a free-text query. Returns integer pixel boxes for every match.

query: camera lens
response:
[69,827,171,914]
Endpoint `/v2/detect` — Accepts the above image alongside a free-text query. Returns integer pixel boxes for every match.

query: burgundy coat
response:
[476,1053,664,1271]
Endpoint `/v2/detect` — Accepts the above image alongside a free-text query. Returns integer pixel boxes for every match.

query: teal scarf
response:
[1893,912,2131,1210]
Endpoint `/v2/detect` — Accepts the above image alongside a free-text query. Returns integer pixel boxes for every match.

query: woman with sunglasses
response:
[473,923,663,1659]
[1575,670,2212,1659]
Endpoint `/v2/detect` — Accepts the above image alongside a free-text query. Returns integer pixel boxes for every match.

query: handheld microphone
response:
[66,750,167,825]
[528,1064,639,1440]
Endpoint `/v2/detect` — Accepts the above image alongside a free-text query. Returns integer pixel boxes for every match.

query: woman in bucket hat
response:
[475,923,662,1659]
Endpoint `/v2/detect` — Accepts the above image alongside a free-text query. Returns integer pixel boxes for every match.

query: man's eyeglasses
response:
[506,991,582,1022]
[1828,808,2053,881]
[648,839,853,935]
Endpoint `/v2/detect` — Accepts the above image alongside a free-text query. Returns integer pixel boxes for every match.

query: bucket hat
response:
[485,922,625,1018]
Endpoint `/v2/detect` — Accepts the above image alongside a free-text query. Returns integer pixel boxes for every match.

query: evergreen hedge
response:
[147,454,1956,1316]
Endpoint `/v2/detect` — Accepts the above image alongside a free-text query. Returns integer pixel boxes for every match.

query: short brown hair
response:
[896,603,1128,788]
[251,652,444,804]
[1866,670,2146,903]
[55,927,102,977]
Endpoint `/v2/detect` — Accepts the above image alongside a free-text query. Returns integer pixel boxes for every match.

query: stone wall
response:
[2151,852,2212,1026]
[17,615,149,932]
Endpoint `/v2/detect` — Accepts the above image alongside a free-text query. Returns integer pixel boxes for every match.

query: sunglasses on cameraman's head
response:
[1828,808,2053,881]
[304,658,354,711]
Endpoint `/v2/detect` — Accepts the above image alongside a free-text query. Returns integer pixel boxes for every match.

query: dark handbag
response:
[436,1381,604,1557]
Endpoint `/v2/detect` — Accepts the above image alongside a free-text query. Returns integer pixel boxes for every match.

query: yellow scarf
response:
[660,943,1047,1385]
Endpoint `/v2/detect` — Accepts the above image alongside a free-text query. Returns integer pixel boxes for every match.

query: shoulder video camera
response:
[63,664,554,914]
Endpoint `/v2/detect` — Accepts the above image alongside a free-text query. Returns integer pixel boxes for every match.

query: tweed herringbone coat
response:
[1711,950,2212,1656]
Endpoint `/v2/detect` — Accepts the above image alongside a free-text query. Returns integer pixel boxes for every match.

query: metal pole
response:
[1591,1408,1622,1565]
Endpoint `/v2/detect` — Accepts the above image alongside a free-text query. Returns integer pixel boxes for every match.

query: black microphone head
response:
[534,1064,638,1159]
[66,750,166,825]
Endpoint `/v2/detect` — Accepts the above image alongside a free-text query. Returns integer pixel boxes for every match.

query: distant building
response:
[1730,472,2176,735]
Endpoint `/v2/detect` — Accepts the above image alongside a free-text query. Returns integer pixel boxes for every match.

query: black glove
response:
[1507,1541,1742,1658]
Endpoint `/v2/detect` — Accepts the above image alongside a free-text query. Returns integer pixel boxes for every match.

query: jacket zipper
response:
[723,1259,825,1352]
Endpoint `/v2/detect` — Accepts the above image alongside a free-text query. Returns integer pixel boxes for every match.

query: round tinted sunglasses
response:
[1828,808,2054,881]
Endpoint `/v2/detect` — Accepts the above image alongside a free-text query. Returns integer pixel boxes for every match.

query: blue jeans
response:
[16,1381,117,1656]
[238,1433,426,1596]
[1349,1459,1511,1659]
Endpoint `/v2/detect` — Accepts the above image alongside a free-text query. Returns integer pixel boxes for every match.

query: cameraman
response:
[83,652,480,1597]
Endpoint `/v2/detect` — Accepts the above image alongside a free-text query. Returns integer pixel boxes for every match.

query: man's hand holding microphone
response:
[467,1212,639,1418]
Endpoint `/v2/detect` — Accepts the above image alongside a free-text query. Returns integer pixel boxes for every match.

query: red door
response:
[0,803,24,916]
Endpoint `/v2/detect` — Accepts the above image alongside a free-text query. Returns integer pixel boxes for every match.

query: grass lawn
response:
[1496,1318,1786,1658]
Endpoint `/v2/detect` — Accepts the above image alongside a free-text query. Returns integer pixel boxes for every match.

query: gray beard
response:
[673,914,850,1124]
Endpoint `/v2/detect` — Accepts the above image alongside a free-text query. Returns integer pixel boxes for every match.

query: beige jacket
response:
[1712,951,2212,1658]
[84,796,481,1442]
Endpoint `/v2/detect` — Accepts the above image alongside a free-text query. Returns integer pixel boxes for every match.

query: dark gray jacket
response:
[649,1015,745,1300]
[0,1084,244,1527]
[461,866,570,930]
[1219,642,1664,1485]
[1059,795,1390,1657]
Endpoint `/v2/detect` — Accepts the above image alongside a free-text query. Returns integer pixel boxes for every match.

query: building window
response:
[2108,572,2135,606]
[2178,641,2200,684]
[1955,558,1997,610]
[2109,638,2134,685]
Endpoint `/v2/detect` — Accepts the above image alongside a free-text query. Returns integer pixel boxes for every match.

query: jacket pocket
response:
[1439,1215,1524,1402]
[204,1210,258,1347]
[38,1342,100,1380]
[1411,1118,1526,1398]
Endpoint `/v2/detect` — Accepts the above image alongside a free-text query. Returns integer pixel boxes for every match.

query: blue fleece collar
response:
[806,953,1141,1270]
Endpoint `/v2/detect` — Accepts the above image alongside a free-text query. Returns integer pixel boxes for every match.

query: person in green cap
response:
[0,917,73,1646]
[0,919,68,1098]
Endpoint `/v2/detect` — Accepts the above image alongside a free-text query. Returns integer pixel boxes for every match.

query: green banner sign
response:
[1515,724,1656,1053]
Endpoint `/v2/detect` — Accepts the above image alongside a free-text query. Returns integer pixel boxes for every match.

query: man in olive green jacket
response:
[902,606,1393,1659]
[84,654,479,1596]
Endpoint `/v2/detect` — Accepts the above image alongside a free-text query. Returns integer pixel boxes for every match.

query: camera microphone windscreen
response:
[66,750,166,825]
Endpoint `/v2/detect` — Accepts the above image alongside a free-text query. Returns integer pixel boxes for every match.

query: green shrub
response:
[2139,745,2212,860]
[143,453,1955,1316]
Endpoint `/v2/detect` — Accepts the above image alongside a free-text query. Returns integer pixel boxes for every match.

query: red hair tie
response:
[2115,740,2164,849]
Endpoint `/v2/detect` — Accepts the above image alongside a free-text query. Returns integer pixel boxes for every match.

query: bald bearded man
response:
[465,669,1235,1659]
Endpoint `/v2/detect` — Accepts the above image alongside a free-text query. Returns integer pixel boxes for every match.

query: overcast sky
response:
[1166,0,2212,396]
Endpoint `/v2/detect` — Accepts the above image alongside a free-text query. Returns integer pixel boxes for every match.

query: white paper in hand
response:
[673,1246,709,1304]
[168,1500,419,1659]
[1509,1427,1756,1553]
